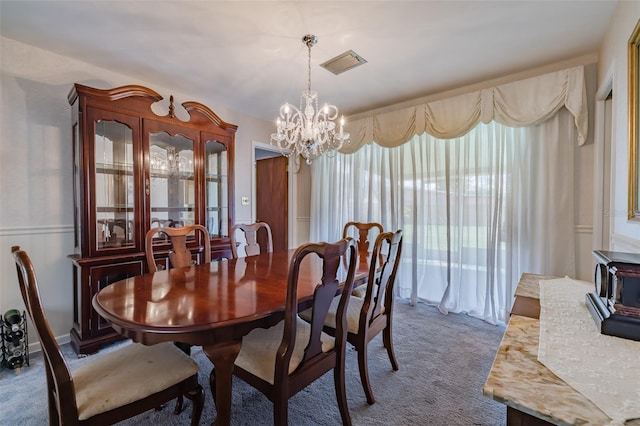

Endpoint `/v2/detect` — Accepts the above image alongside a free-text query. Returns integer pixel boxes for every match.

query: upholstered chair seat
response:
[73,342,199,420]
[300,296,367,335]
[234,317,334,384]
[351,286,368,299]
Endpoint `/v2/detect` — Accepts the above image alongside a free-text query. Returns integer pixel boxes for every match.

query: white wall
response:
[0,36,272,345]
[598,2,640,250]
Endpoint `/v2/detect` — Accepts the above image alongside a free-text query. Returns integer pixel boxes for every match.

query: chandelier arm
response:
[278,106,304,146]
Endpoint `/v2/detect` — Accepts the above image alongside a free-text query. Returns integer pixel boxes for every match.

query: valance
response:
[342,65,587,154]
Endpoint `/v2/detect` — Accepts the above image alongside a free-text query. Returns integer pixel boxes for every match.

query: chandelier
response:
[271,34,349,165]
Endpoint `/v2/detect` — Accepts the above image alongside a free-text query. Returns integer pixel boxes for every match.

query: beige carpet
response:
[0,301,506,425]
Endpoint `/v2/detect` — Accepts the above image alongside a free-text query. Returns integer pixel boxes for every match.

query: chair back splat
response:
[365,230,403,328]
[229,238,357,425]
[342,222,383,255]
[11,246,204,425]
[230,222,273,258]
[145,224,211,272]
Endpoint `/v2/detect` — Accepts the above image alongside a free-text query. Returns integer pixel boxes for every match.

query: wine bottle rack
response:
[1,309,29,370]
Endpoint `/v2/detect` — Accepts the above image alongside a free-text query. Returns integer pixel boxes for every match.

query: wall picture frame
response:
[628,19,640,221]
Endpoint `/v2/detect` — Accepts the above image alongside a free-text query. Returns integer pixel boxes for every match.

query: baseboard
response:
[23,333,70,357]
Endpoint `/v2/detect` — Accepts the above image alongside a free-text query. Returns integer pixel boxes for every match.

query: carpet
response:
[0,301,506,425]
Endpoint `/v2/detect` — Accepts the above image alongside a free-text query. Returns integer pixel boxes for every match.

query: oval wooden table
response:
[93,249,371,425]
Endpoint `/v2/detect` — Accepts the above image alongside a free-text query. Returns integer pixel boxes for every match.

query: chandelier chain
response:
[307,40,312,93]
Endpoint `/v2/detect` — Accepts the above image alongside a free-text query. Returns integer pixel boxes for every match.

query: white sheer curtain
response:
[310,109,576,324]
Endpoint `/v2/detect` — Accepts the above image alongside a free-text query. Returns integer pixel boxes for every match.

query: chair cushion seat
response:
[300,296,365,335]
[72,342,198,420]
[351,285,367,299]
[235,317,335,384]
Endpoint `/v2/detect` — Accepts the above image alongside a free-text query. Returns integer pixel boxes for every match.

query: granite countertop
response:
[483,314,611,425]
[514,272,557,300]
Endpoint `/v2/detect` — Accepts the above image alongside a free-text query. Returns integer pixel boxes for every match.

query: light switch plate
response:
[241,196,250,206]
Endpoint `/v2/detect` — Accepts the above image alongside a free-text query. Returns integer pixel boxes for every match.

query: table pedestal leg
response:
[203,340,242,426]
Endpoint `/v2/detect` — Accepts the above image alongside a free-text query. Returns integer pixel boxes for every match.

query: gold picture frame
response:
[628,19,640,220]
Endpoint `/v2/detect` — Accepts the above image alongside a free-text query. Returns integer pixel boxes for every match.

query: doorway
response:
[253,144,289,251]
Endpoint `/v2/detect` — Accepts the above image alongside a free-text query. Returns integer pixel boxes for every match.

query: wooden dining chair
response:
[145,224,211,272]
[301,230,403,405]
[222,238,357,425]
[230,222,273,258]
[11,246,204,425]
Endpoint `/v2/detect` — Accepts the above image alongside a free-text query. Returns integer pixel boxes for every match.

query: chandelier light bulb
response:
[270,34,350,164]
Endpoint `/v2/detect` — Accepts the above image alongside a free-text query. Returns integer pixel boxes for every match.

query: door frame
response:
[592,67,614,251]
[251,140,296,249]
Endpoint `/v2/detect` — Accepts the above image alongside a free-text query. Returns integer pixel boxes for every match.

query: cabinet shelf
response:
[96,162,134,174]
[151,207,195,212]
[150,170,195,179]
[96,206,134,212]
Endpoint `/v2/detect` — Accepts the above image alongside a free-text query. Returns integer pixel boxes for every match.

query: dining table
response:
[92,248,372,426]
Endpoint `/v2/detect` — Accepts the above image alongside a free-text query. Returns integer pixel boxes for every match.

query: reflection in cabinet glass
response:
[150,132,195,233]
[206,139,228,238]
[95,120,135,250]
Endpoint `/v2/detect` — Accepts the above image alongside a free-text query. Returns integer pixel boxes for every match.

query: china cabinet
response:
[68,84,236,354]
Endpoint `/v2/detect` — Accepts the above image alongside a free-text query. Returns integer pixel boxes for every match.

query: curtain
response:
[342,65,587,153]
[310,108,577,324]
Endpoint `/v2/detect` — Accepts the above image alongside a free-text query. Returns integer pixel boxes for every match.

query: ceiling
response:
[0,1,617,122]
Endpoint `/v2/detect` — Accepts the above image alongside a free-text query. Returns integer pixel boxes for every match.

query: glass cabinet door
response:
[94,119,135,250]
[149,132,195,238]
[205,140,228,238]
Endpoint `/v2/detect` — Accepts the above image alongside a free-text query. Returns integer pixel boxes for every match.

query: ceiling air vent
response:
[320,50,367,75]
